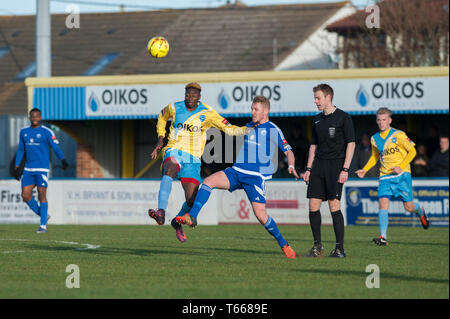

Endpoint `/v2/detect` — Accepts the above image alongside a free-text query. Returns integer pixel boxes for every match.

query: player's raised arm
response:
[208,110,248,136]
[152,104,173,159]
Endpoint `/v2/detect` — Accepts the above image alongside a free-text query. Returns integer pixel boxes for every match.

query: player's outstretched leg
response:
[177,184,213,228]
[252,200,296,259]
[265,216,295,259]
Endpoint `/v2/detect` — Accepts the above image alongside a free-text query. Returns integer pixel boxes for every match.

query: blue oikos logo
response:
[218,89,230,109]
[88,92,100,112]
[356,85,370,107]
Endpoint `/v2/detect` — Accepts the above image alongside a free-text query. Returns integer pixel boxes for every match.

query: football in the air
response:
[147,36,170,58]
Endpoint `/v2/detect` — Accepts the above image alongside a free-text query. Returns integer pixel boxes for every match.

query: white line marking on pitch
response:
[0,238,101,253]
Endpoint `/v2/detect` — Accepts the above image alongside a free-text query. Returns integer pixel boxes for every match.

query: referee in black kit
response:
[303,84,355,258]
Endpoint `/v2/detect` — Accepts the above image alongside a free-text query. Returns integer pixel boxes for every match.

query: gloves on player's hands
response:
[62,159,69,170]
[13,167,21,181]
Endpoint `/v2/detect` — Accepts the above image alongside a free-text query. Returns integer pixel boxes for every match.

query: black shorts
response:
[307,158,345,201]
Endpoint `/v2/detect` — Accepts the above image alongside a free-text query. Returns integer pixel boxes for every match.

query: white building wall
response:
[275,3,357,70]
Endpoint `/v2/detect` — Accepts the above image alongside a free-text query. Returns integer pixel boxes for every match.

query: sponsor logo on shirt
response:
[329,127,336,138]
[382,146,400,156]
[176,123,201,132]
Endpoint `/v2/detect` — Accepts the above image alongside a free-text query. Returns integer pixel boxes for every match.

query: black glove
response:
[62,159,69,170]
[13,167,21,181]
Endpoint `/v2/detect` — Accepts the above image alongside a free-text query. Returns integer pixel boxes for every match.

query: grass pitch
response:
[0,224,448,299]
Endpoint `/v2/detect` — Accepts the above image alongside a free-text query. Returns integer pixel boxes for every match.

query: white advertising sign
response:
[200,77,449,115]
[83,77,448,118]
[217,181,334,225]
[0,182,40,224]
[0,180,217,225]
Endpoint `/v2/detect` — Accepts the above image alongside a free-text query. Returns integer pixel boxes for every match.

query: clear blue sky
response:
[0,0,375,16]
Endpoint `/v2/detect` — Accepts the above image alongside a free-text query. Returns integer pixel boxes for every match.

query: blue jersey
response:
[15,125,65,173]
[233,121,292,179]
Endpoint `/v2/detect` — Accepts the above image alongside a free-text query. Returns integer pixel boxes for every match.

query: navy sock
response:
[331,210,344,250]
[309,210,321,245]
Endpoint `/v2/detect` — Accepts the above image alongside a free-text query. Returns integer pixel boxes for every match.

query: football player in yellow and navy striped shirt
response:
[356,107,429,246]
[148,82,250,242]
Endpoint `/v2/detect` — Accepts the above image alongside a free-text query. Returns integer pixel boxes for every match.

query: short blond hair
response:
[252,95,270,110]
[376,107,392,117]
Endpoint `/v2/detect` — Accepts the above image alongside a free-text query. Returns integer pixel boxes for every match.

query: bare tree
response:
[328,0,449,68]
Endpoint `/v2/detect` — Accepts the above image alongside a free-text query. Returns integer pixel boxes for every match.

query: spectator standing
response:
[411,143,428,177]
[428,135,449,177]
[425,125,440,158]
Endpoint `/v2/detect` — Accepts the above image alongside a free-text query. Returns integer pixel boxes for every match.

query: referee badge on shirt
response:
[329,127,336,138]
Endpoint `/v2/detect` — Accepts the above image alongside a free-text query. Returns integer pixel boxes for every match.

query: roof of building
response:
[0,1,349,115]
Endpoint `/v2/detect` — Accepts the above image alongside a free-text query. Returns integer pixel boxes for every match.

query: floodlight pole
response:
[36,0,51,77]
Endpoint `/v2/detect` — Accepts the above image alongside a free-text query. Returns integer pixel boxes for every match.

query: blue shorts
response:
[163,148,202,185]
[224,167,268,204]
[21,171,48,188]
[378,172,413,202]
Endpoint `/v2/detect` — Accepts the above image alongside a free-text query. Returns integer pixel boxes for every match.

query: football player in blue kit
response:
[14,108,68,233]
[176,96,299,259]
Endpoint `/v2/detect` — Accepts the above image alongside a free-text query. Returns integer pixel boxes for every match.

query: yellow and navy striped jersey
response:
[157,101,247,159]
[364,127,416,176]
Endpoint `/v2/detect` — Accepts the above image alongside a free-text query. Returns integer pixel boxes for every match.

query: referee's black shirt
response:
[311,107,355,160]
